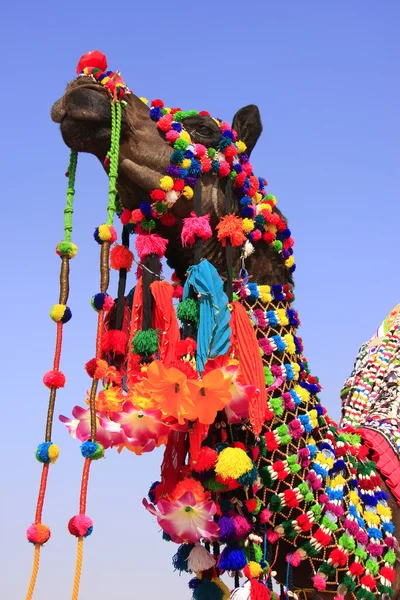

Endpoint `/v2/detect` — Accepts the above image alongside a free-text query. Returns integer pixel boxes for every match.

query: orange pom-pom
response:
[169,478,210,502]
[216,214,246,247]
[110,244,134,271]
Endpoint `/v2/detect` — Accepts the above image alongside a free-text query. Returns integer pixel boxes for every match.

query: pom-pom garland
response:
[91,293,114,312]
[43,370,66,389]
[26,523,51,545]
[80,441,104,460]
[50,304,72,323]
[68,514,93,538]
[56,241,78,258]
[35,442,60,464]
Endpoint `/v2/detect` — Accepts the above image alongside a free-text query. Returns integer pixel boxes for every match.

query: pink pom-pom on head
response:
[103,295,115,311]
[194,144,207,157]
[252,229,262,242]
[166,130,180,143]
[181,212,212,247]
[43,370,66,389]
[312,575,327,591]
[286,551,301,567]
[220,121,231,132]
[260,508,272,524]
[218,161,231,177]
[135,233,168,261]
[68,514,93,538]
[120,209,132,226]
[27,523,51,545]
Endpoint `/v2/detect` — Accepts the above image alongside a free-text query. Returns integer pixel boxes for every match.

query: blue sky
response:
[2,1,400,598]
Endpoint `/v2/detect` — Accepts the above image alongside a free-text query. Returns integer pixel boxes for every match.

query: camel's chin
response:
[60,116,111,155]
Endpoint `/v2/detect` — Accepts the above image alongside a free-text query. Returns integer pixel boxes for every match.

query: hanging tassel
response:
[126,278,143,388]
[230,302,266,435]
[231,580,251,600]
[150,280,180,367]
[158,431,189,498]
[250,579,271,600]
[187,543,216,572]
[189,422,210,463]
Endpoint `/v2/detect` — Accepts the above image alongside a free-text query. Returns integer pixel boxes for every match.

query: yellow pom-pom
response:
[164,107,171,113]
[48,444,60,464]
[140,97,149,105]
[284,334,296,354]
[182,186,194,200]
[215,447,253,480]
[242,218,255,234]
[377,504,392,517]
[50,304,66,322]
[160,176,174,192]
[364,511,381,525]
[285,256,295,268]
[258,285,272,303]
[180,131,191,143]
[276,308,289,326]
[246,561,263,579]
[255,192,263,204]
[181,158,191,169]
[236,140,247,154]
[267,223,277,234]
[259,202,272,212]
[98,224,112,241]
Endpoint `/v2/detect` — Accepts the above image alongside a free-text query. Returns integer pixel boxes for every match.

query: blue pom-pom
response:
[172,122,182,132]
[35,442,53,463]
[140,202,152,217]
[179,169,188,178]
[80,440,104,460]
[238,465,258,487]
[222,130,234,140]
[150,107,162,121]
[185,150,195,159]
[188,161,202,177]
[218,545,247,571]
[217,137,232,151]
[189,578,200,590]
[241,206,254,219]
[148,481,160,503]
[234,163,243,173]
[239,196,251,206]
[211,160,220,174]
[172,543,194,572]
[170,150,185,164]
[61,307,72,323]
[91,292,107,311]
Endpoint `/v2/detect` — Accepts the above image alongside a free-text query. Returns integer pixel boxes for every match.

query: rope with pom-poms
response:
[25,150,78,600]
[69,98,122,600]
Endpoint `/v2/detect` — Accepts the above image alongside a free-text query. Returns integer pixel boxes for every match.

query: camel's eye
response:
[195,125,215,137]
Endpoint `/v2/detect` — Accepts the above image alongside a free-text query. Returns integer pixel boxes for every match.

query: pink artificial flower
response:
[222,365,256,424]
[107,401,170,454]
[59,406,125,449]
[143,491,220,544]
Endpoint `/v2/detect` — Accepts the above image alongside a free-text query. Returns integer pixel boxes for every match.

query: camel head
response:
[51,52,293,284]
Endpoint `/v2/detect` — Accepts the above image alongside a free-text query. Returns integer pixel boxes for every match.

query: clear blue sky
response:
[2,1,399,598]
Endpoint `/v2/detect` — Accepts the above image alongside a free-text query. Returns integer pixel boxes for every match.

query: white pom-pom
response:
[230,580,251,600]
[187,543,216,572]
[244,240,255,258]
[166,190,179,206]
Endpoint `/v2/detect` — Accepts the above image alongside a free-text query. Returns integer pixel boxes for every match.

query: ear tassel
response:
[187,543,216,572]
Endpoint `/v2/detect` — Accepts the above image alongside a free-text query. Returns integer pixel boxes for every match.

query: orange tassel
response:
[150,280,180,367]
[230,301,266,435]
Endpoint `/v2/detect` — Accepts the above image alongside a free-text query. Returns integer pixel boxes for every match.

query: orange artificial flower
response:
[141,360,194,425]
[90,386,125,413]
[186,368,233,425]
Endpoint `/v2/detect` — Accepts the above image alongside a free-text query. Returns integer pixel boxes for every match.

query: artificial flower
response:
[109,401,170,454]
[186,368,233,425]
[222,365,256,424]
[59,406,125,449]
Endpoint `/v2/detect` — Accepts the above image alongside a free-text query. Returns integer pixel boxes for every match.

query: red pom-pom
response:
[130,209,145,224]
[296,514,312,531]
[246,498,258,513]
[199,111,211,117]
[102,330,128,356]
[313,528,332,546]
[173,284,184,299]
[157,114,173,132]
[360,575,376,591]
[263,232,276,244]
[250,579,271,600]
[265,431,278,451]
[27,523,51,545]
[191,446,218,472]
[224,145,237,160]
[110,244,134,271]
[43,370,66,389]
[218,161,231,177]
[328,548,347,567]
[200,157,212,173]
[68,514,93,537]
[379,566,396,583]
[151,99,164,108]
[160,213,177,227]
[76,50,107,74]
[120,208,132,225]
[349,561,364,576]
[284,489,299,508]
[242,162,253,175]
[85,358,98,378]
[173,179,185,192]
[150,189,167,201]
[234,172,247,188]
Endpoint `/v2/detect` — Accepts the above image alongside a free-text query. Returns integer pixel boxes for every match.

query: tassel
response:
[189,422,210,463]
[158,431,189,498]
[250,580,271,600]
[150,280,180,367]
[230,302,266,435]
[127,278,143,387]
[231,580,251,600]
[187,543,216,572]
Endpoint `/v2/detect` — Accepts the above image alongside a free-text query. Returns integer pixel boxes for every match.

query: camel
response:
[50,56,400,600]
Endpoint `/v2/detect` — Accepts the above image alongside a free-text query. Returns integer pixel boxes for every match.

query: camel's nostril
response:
[51,99,65,123]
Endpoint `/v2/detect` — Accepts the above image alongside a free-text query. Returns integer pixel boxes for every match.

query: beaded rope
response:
[25,150,78,600]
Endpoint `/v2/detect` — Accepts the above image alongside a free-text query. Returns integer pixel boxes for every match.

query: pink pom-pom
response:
[166,130,180,143]
[68,515,93,538]
[194,144,207,157]
[267,529,280,543]
[120,209,132,225]
[312,575,327,591]
[173,285,184,300]
[252,229,262,241]
[242,162,253,175]
[260,508,272,524]
[252,446,260,461]
[334,595,345,600]
[103,295,115,311]
[135,234,168,261]
[43,370,66,389]
[286,551,301,567]
[27,523,51,545]
[181,212,213,247]
[218,161,231,177]
[220,122,231,132]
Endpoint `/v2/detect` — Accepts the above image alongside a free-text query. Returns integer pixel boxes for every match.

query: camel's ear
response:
[232,104,262,156]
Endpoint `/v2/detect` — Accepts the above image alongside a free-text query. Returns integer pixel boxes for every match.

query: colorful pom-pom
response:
[191,446,218,472]
[243,561,263,579]
[91,293,114,312]
[181,212,212,247]
[26,523,51,545]
[50,304,72,323]
[215,447,253,480]
[68,515,93,538]
[43,370,66,389]
[35,442,60,464]
[93,224,117,244]
[102,329,128,356]
[110,244,134,271]
[80,441,104,460]
[160,176,174,192]
[135,233,168,261]
[56,241,78,258]
[132,328,159,356]
[216,215,246,247]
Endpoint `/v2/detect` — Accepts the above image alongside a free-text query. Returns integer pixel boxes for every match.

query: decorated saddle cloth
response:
[341,304,400,504]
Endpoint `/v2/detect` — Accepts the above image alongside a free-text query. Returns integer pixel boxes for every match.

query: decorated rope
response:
[25,150,78,600]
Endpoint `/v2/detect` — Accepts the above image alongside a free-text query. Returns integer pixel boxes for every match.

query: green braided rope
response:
[64,151,78,242]
[106,101,122,226]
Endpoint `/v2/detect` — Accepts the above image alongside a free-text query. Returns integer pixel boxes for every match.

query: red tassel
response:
[158,431,189,499]
[127,278,143,389]
[250,580,271,600]
[230,302,266,435]
[189,422,210,463]
[101,330,128,355]
[150,280,180,367]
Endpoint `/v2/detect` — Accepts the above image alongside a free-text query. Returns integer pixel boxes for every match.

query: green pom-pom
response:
[259,465,272,487]
[310,504,322,518]
[378,584,394,598]
[342,576,356,592]
[177,298,200,326]
[155,202,168,214]
[354,546,367,561]
[282,520,296,541]
[321,516,337,532]
[264,366,274,387]
[279,434,291,446]
[269,397,283,416]
[365,559,379,576]
[245,542,263,562]
[207,148,216,158]
[132,329,159,356]
[384,549,396,566]
[319,562,336,578]
[269,495,282,512]
[204,478,229,492]
[141,218,156,231]
[339,534,355,551]
[56,240,78,258]
[186,110,198,118]
[356,589,375,600]
[174,138,189,150]
[301,541,321,557]
[273,240,283,252]
[173,111,186,122]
